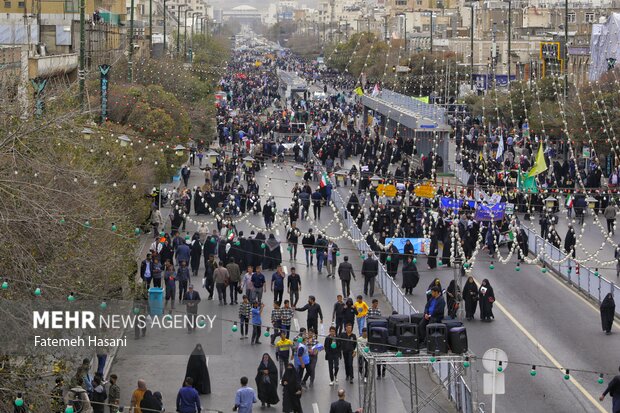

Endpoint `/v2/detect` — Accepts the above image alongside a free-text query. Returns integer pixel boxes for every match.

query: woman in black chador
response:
[184,344,211,394]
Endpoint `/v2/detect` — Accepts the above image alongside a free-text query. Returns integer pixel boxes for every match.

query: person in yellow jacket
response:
[353,295,369,335]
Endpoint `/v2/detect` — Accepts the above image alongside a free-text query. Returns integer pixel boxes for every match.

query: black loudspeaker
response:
[388,314,411,336]
[367,317,388,332]
[442,318,464,331]
[369,326,389,352]
[410,313,424,325]
[448,327,468,354]
[396,323,419,354]
[426,323,448,354]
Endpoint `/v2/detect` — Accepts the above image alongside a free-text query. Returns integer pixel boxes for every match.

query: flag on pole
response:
[371,83,381,97]
[517,171,538,193]
[496,135,504,160]
[354,86,364,96]
[320,172,330,188]
[413,96,429,104]
[528,143,548,177]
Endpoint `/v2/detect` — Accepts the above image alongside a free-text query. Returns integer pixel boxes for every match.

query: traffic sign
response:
[483,373,505,395]
[482,348,508,372]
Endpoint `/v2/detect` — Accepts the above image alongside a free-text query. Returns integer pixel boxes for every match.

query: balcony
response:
[28,53,78,79]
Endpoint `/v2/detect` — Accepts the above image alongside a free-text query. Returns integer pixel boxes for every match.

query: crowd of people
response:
[42,43,620,413]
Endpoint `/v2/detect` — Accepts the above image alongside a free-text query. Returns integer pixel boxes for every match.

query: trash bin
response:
[148,287,164,316]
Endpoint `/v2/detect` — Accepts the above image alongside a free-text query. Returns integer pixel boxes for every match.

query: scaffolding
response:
[358,345,474,413]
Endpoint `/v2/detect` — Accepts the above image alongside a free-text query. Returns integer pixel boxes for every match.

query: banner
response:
[474,203,507,221]
[440,197,464,211]
[385,238,431,255]
[99,64,110,123]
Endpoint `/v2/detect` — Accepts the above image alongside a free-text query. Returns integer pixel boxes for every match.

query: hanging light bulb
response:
[489,261,495,270]
[34,287,42,296]
[1,280,8,290]
[598,373,604,384]
[67,292,76,302]
[530,366,537,376]
[564,369,570,380]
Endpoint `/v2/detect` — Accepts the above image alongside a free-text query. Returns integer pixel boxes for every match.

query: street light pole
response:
[184,7,190,60]
[128,0,134,82]
[507,0,511,87]
[397,13,407,53]
[470,4,474,91]
[148,0,152,56]
[78,0,85,109]
[429,11,433,54]
[177,4,185,57]
[564,0,568,98]
[163,0,166,54]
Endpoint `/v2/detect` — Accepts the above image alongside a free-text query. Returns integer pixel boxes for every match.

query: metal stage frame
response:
[358,346,474,413]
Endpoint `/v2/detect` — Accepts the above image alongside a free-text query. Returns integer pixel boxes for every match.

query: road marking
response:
[276,228,280,236]
[540,267,620,329]
[294,318,300,332]
[312,402,320,413]
[490,297,607,413]
[283,266,288,273]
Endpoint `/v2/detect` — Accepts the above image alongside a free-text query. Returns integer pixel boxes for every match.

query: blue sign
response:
[474,203,506,221]
[99,64,111,123]
[472,74,517,90]
[385,238,431,255]
[472,74,487,91]
[419,124,436,129]
[440,197,464,211]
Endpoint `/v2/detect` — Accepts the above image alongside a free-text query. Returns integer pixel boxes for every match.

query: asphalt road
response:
[329,162,620,413]
[112,157,460,413]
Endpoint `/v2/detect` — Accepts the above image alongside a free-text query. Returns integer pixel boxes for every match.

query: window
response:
[395,0,407,5]
[3,1,10,7]
[17,0,23,6]
[567,12,575,23]
[585,12,594,23]
[416,0,422,4]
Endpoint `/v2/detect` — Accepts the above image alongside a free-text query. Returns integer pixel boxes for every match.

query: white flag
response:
[496,135,504,160]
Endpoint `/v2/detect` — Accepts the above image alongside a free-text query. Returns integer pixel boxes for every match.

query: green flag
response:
[518,171,538,193]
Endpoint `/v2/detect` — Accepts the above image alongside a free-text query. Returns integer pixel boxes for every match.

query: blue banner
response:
[385,238,431,255]
[474,203,507,221]
[440,197,464,211]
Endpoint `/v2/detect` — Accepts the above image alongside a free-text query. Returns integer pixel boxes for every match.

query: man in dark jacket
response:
[420,287,445,342]
[361,252,379,297]
[600,366,620,413]
[337,256,356,297]
[329,389,355,413]
[294,295,323,334]
[311,188,323,219]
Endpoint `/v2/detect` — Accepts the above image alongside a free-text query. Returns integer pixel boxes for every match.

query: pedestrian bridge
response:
[361,89,452,173]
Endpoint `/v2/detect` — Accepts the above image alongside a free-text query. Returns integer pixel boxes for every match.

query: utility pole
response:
[507,0,511,87]
[491,22,497,89]
[429,11,433,54]
[564,0,568,98]
[184,7,190,60]
[177,4,185,57]
[384,15,388,41]
[149,0,153,56]
[78,0,85,109]
[128,0,134,82]
[163,0,167,54]
[470,4,474,91]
